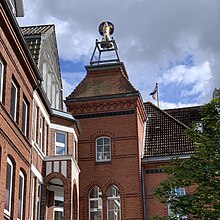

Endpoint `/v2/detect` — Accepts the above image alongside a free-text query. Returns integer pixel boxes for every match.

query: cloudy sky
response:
[18,0,220,109]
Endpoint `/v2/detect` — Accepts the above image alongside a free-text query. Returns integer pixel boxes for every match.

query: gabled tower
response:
[65,22,147,220]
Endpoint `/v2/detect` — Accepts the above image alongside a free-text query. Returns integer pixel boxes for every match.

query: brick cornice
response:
[67,97,137,115]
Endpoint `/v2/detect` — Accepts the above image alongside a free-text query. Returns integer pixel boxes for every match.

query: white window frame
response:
[22,99,28,136]
[17,171,25,220]
[10,80,18,121]
[54,193,64,220]
[96,137,111,162]
[0,58,4,102]
[31,177,35,220]
[89,186,102,220]
[107,186,121,220]
[34,107,38,143]
[168,188,187,219]
[4,157,13,217]
[55,131,67,155]
[37,182,41,220]
[8,0,16,14]
[39,116,44,150]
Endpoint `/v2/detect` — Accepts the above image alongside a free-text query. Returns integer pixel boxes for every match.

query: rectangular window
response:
[34,107,39,143]
[96,137,111,162]
[18,171,25,220]
[54,193,64,220]
[0,59,4,102]
[39,116,44,150]
[168,188,187,219]
[37,182,41,220]
[22,99,28,136]
[4,158,13,216]
[10,80,18,121]
[31,178,35,220]
[55,131,66,155]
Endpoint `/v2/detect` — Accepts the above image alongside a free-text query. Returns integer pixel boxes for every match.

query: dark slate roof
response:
[165,106,201,127]
[143,102,200,157]
[20,25,53,65]
[21,25,53,35]
[67,63,138,100]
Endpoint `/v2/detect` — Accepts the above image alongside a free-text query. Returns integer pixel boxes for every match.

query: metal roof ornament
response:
[90,21,120,65]
[99,21,114,49]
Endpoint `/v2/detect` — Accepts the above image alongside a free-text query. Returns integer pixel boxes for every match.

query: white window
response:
[37,182,41,220]
[39,116,44,150]
[195,121,204,133]
[0,58,4,102]
[18,171,25,220]
[107,185,121,220]
[34,107,38,143]
[168,188,187,219]
[89,186,102,220]
[54,193,64,220]
[31,178,35,220]
[4,157,13,216]
[22,99,28,136]
[47,71,52,103]
[96,137,111,162]
[55,131,66,155]
[10,80,18,121]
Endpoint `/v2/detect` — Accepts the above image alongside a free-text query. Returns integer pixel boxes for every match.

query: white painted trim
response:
[33,92,50,124]
[0,59,4,102]
[50,123,78,141]
[32,141,45,160]
[142,154,192,163]
[31,164,43,183]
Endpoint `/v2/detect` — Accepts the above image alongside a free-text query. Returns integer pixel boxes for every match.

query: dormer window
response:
[96,137,111,162]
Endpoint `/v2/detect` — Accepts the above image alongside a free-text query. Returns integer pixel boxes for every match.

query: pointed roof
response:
[20,25,54,65]
[143,102,201,157]
[67,63,138,101]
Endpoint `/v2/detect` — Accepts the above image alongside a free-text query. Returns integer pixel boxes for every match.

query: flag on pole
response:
[149,83,159,107]
[149,83,158,100]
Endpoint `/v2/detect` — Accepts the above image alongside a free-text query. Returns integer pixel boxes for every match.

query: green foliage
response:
[155,97,220,219]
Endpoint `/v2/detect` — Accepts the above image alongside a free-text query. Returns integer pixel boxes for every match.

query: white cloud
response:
[17,0,220,107]
[160,101,201,110]
[159,62,213,100]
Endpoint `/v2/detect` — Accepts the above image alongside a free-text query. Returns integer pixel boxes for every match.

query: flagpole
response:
[156,82,159,108]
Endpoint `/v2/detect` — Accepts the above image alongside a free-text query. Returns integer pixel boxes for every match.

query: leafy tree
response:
[155,97,220,219]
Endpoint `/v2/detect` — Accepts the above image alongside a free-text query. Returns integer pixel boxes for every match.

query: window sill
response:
[95,160,111,165]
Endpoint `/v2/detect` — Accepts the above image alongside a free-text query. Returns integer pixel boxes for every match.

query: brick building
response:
[1,1,80,220]
[0,0,202,219]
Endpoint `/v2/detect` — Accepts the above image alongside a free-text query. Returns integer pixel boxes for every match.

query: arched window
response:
[107,185,121,220]
[96,137,111,162]
[89,186,102,220]
[18,170,25,220]
[4,157,14,216]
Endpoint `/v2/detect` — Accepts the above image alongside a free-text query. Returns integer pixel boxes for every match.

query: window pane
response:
[18,174,24,219]
[96,137,111,161]
[90,212,102,220]
[5,161,13,212]
[22,100,27,135]
[10,81,17,120]
[97,138,102,145]
[104,138,110,144]
[54,211,64,220]
[56,133,65,143]
[56,146,65,155]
